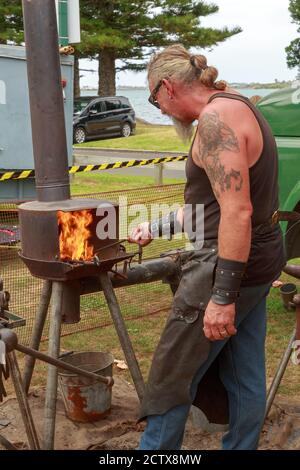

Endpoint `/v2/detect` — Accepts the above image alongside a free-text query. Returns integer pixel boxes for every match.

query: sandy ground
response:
[1,376,300,450]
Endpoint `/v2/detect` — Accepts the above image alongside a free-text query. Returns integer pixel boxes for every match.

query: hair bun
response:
[214,80,227,91]
[190,54,208,71]
[190,56,196,67]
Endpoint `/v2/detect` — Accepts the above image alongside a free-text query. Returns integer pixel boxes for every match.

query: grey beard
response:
[171,117,194,143]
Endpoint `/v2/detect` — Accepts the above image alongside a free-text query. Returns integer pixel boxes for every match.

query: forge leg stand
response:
[265,329,296,419]
[99,272,145,402]
[7,351,40,450]
[42,281,63,450]
[23,280,52,394]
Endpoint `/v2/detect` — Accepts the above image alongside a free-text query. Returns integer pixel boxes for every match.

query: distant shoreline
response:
[81,82,292,92]
[79,86,283,126]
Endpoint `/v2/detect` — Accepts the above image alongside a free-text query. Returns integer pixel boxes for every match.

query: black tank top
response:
[184,92,285,286]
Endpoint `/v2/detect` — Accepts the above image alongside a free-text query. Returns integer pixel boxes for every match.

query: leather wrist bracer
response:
[211,257,246,305]
[149,211,177,240]
[149,210,182,240]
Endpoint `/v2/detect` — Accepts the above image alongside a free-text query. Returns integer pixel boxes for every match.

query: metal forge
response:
[19,196,147,451]
[19,199,125,282]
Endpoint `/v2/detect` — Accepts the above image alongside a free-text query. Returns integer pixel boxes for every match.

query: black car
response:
[73,95,136,144]
[73,95,98,115]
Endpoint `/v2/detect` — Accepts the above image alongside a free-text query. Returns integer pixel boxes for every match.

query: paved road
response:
[73,147,186,180]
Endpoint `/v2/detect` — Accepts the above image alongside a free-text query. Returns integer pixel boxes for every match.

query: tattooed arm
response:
[196,109,253,341]
[196,110,252,262]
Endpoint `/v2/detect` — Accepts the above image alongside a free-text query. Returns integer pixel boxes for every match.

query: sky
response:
[79,0,299,89]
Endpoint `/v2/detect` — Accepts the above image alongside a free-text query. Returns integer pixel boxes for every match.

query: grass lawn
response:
[70,172,184,194]
[71,121,186,194]
[73,122,189,153]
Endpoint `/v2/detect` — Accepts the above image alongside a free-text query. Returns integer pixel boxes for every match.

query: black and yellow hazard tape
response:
[0,155,188,182]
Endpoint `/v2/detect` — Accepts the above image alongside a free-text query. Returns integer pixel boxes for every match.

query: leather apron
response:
[139,241,229,425]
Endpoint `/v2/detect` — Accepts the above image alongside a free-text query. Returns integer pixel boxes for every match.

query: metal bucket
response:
[58,351,114,422]
[280,283,297,311]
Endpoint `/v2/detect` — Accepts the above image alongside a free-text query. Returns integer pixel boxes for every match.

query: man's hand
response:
[128,222,153,247]
[203,300,237,341]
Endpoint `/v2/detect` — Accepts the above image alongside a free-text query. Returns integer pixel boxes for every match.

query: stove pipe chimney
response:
[22,0,71,202]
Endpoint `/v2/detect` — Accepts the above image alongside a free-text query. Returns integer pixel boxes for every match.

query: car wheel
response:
[74,127,86,144]
[121,122,131,138]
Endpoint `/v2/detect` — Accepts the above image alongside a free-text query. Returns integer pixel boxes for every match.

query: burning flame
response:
[58,210,94,261]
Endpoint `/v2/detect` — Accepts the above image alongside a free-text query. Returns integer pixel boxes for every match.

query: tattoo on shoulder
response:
[198,111,243,197]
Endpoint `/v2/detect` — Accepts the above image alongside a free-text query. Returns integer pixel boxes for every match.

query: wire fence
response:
[0,183,186,345]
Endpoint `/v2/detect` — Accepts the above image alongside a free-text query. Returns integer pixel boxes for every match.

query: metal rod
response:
[18,344,113,387]
[22,0,70,202]
[80,256,180,296]
[283,264,300,280]
[154,163,164,185]
[7,351,40,450]
[43,281,63,450]
[265,329,296,419]
[94,239,127,254]
[23,280,52,394]
[99,272,145,402]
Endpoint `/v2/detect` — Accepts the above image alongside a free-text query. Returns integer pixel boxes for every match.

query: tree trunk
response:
[98,49,116,96]
[73,54,80,98]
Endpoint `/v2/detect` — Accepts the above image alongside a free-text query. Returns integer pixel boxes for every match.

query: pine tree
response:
[286,0,300,69]
[0,0,23,45]
[78,0,241,96]
[0,1,242,97]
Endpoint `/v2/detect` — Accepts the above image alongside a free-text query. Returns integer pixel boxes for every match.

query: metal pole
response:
[7,351,40,450]
[43,281,63,450]
[18,343,113,387]
[79,256,181,296]
[23,280,52,394]
[154,163,164,185]
[265,329,296,419]
[22,0,70,202]
[99,272,145,402]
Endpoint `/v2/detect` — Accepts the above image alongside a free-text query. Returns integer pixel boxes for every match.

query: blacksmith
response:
[128,44,285,450]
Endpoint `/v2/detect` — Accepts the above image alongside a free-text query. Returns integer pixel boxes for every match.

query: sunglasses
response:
[148,80,163,109]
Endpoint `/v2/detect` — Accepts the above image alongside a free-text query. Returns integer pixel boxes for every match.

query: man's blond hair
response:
[148,44,227,90]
